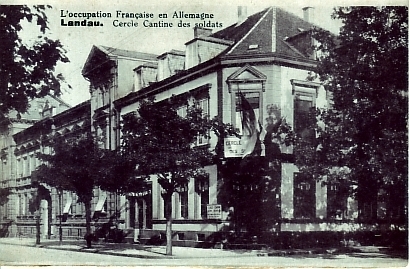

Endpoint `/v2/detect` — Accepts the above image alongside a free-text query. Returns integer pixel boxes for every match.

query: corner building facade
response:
[1,7,390,244]
[90,7,365,244]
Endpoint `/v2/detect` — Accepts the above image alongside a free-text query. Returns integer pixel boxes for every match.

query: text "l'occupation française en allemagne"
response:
[60,10,223,28]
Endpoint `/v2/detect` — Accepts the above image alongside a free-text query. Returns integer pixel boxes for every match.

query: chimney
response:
[237,6,247,25]
[194,26,212,38]
[302,7,315,23]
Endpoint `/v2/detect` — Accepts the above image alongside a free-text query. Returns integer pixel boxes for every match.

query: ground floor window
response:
[327,183,347,219]
[294,173,315,219]
[179,188,188,219]
[195,175,209,219]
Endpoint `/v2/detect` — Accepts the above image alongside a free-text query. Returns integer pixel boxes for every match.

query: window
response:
[195,175,209,219]
[178,185,188,219]
[200,190,209,219]
[170,84,210,147]
[107,193,117,217]
[327,183,347,220]
[197,233,206,241]
[234,91,261,134]
[177,232,185,240]
[294,94,315,143]
[195,98,209,145]
[291,79,320,144]
[101,193,117,217]
[71,195,76,215]
[18,194,23,215]
[25,156,30,176]
[294,173,315,219]
[177,104,187,117]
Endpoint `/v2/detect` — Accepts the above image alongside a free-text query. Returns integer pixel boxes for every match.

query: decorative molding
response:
[226,64,267,93]
[290,79,321,97]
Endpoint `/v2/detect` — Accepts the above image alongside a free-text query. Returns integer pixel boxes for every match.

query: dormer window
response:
[248,44,259,50]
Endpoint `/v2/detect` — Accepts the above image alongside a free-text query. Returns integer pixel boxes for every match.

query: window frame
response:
[195,175,210,219]
[327,182,348,220]
[178,187,189,219]
[293,173,316,219]
[230,87,264,134]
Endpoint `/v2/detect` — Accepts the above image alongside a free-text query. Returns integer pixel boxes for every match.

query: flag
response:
[239,92,265,158]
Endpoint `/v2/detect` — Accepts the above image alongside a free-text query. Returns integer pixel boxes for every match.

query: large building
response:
[0,95,71,237]
[0,6,392,245]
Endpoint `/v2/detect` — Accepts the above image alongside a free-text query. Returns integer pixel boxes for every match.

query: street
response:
[0,242,407,267]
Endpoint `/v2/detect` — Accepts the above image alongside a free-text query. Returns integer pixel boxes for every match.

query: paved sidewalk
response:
[0,237,262,259]
[0,237,406,260]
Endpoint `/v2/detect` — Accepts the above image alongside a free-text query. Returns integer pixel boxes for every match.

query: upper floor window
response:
[234,91,261,135]
[294,94,315,142]
[291,79,320,144]
[195,97,209,146]
[173,84,211,146]
[227,65,267,135]
[177,104,188,118]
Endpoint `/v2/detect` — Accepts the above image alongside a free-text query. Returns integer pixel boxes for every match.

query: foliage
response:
[218,113,294,235]
[302,7,408,221]
[0,5,69,115]
[0,188,11,207]
[35,134,119,234]
[121,99,214,194]
[121,98,215,255]
[36,135,95,202]
[97,148,145,195]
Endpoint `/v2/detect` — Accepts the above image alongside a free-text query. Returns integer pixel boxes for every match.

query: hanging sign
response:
[224,137,246,157]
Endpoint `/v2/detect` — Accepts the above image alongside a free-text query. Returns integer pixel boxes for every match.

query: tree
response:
[218,110,294,236]
[96,148,144,220]
[300,7,408,222]
[121,99,213,255]
[97,149,140,194]
[0,5,69,115]
[35,134,115,240]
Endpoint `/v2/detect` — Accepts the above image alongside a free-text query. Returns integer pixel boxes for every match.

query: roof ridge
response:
[225,7,273,55]
[99,45,158,58]
[47,94,72,108]
[275,7,322,31]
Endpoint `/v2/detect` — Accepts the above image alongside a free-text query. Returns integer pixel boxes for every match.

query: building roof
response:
[210,7,319,57]
[13,100,90,144]
[112,7,324,108]
[82,45,158,77]
[211,8,270,43]
[99,45,158,61]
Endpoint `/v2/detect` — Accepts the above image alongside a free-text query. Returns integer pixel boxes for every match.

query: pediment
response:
[227,64,267,83]
[82,46,113,80]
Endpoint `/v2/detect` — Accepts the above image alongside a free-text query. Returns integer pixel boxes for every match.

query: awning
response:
[63,195,72,214]
[94,192,107,212]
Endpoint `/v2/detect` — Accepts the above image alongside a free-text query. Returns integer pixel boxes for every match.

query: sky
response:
[8,0,408,107]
